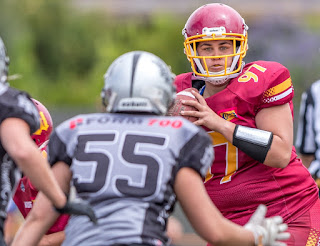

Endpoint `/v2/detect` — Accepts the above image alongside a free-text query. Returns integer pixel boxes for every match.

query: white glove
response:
[244,204,290,246]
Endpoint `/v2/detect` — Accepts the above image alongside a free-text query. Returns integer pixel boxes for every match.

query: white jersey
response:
[47,113,213,246]
[295,79,320,177]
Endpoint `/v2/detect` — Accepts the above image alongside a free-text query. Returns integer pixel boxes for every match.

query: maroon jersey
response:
[13,147,69,234]
[174,61,319,225]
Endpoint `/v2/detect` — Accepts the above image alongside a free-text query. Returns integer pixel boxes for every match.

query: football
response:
[167,88,198,122]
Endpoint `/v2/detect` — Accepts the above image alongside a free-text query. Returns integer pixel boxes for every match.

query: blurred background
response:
[1,0,319,245]
[0,0,319,124]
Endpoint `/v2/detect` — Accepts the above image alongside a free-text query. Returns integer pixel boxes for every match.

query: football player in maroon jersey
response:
[12,99,69,246]
[175,3,320,246]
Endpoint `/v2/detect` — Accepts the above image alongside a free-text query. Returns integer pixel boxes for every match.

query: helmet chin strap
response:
[199,61,245,85]
[203,69,242,85]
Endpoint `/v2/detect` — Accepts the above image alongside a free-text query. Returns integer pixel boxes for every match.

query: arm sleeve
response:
[177,129,214,178]
[47,131,72,167]
[0,92,40,134]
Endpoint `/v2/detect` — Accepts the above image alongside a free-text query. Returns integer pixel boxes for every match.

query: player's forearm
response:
[0,119,66,208]
[175,168,255,246]
[221,122,290,168]
[214,119,235,143]
[12,192,60,246]
[38,231,65,246]
[206,218,255,246]
[263,134,292,168]
[11,215,48,246]
[183,198,255,246]
[17,147,66,208]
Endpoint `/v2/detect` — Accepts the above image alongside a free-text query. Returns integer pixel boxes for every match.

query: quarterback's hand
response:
[244,204,290,246]
[55,201,97,224]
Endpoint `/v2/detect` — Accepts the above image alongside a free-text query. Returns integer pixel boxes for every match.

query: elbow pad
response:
[233,125,273,163]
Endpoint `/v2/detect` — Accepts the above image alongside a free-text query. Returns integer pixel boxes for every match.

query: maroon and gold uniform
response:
[13,98,69,235]
[13,146,69,235]
[175,60,320,245]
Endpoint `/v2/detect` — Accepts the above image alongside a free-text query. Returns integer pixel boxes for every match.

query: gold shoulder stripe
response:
[263,77,292,98]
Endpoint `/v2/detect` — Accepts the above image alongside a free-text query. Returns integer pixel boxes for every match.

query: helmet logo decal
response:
[202,27,226,37]
[33,111,49,135]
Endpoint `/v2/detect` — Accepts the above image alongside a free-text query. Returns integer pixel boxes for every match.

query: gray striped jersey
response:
[295,79,320,177]
[48,113,213,246]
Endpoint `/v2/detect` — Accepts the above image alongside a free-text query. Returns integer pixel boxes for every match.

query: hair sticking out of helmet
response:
[31,99,53,148]
[101,51,176,115]
[0,37,10,84]
[182,3,248,85]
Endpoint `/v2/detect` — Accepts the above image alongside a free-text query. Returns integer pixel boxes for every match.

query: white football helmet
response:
[0,37,9,84]
[101,51,176,115]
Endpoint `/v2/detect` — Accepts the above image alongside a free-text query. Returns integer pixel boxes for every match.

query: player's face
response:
[196,40,234,73]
